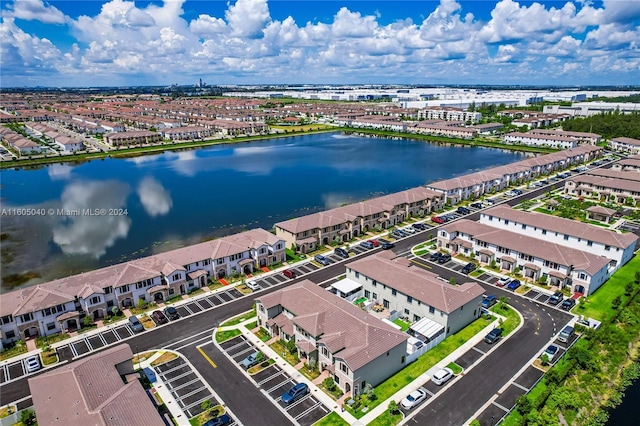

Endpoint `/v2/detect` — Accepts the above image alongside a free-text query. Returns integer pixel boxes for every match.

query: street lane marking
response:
[410,258,432,269]
[197,346,217,368]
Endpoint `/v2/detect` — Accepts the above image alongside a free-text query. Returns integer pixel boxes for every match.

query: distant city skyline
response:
[1,0,639,87]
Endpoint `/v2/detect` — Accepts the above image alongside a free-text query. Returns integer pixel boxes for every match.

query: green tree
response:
[388,400,399,415]
[19,409,36,426]
[612,295,622,310]
[83,315,93,327]
[285,338,297,355]
[540,353,550,366]
[200,399,212,411]
[625,282,634,296]
[515,394,533,415]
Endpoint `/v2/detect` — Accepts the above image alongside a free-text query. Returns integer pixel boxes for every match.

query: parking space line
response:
[162,370,194,384]
[258,371,286,386]
[197,346,217,368]
[423,388,435,396]
[113,329,122,341]
[231,346,254,358]
[70,343,79,358]
[171,377,203,392]
[213,294,226,304]
[183,304,195,314]
[295,401,322,420]
[492,401,510,413]
[224,340,251,353]
[98,332,108,346]
[285,394,311,411]
[199,298,214,308]
[20,360,26,377]
[85,338,93,351]
[175,386,208,402]
[512,382,529,392]
[157,363,188,376]
[183,394,214,412]
[472,347,485,355]
[195,300,208,311]
[122,325,134,337]
[1,364,8,381]
[266,378,293,394]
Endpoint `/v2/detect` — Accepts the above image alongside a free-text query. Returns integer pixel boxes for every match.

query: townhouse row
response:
[275,187,445,253]
[0,127,41,155]
[564,167,640,206]
[437,205,638,296]
[26,123,86,152]
[609,137,640,155]
[256,252,484,396]
[0,229,285,348]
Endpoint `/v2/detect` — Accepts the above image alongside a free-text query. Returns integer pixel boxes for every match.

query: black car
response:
[561,298,576,311]
[484,328,503,344]
[438,253,452,264]
[470,202,483,209]
[335,247,349,258]
[457,206,471,215]
[203,414,232,426]
[412,223,426,231]
[462,262,477,274]
[381,242,395,250]
[163,306,180,321]
[512,189,523,196]
[548,291,564,305]
[430,252,442,262]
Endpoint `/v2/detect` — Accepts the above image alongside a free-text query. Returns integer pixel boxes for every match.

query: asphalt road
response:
[1,165,594,424]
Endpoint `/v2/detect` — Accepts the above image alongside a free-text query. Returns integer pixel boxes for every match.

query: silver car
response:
[431,367,454,385]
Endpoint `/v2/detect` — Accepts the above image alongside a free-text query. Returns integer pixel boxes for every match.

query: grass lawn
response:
[270,340,300,365]
[313,411,350,426]
[414,249,428,256]
[577,254,640,321]
[246,320,258,330]
[299,364,321,380]
[392,318,410,332]
[271,124,334,132]
[42,349,58,366]
[215,329,242,343]
[469,269,484,278]
[221,308,257,326]
[235,284,253,295]
[248,359,275,374]
[368,411,404,426]
[35,333,69,349]
[490,304,520,336]
[129,303,158,315]
[446,362,463,374]
[208,281,225,291]
[140,315,156,329]
[286,248,306,263]
[255,328,271,342]
[188,406,225,426]
[346,315,495,418]
[150,352,178,367]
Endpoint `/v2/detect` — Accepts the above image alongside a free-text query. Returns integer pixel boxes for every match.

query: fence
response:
[405,334,446,365]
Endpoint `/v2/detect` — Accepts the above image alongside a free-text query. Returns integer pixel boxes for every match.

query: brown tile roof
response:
[28,344,163,426]
[347,252,484,313]
[483,205,637,249]
[256,281,407,371]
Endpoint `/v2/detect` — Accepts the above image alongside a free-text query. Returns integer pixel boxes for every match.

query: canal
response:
[0,132,527,290]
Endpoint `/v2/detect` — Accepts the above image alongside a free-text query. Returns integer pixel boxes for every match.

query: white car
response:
[26,356,41,373]
[542,345,559,362]
[496,276,511,287]
[400,389,427,409]
[403,226,416,234]
[246,280,260,291]
[431,367,454,386]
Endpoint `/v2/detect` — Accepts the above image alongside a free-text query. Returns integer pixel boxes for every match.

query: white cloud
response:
[225,0,271,38]
[52,180,131,258]
[7,0,66,24]
[137,177,173,217]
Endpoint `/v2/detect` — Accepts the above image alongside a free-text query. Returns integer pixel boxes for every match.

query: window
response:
[5,330,15,339]
[391,289,397,296]
[372,293,378,300]
[579,273,587,280]
[383,299,390,309]
[46,322,56,331]
[322,347,329,357]
[521,224,526,230]
[216,258,224,265]
[564,235,569,240]
[605,245,611,251]
[172,273,181,281]
[355,272,360,278]
[1,315,13,325]
[90,296,100,304]
[429,306,435,314]
[407,296,413,304]
[404,308,410,315]
[364,290,370,298]
[542,230,547,235]
[587,241,593,246]
[340,363,348,373]
[104,286,113,294]
[413,314,421,322]
[504,220,509,225]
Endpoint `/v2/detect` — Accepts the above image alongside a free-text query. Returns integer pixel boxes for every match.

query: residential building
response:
[161,126,215,141]
[543,102,640,117]
[255,280,408,396]
[28,344,164,426]
[411,122,478,139]
[346,252,485,338]
[610,137,640,154]
[503,132,578,149]
[104,130,162,147]
[564,169,640,205]
[470,122,504,135]
[479,205,637,270]
[0,229,285,344]
[275,187,444,252]
[418,107,482,123]
[611,155,640,172]
[437,219,612,295]
[528,129,602,145]
[0,127,42,155]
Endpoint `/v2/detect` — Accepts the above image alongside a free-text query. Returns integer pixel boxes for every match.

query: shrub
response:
[83,315,93,327]
[323,377,337,392]
[612,295,622,310]
[388,400,399,415]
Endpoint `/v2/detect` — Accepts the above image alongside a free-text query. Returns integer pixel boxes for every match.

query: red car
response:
[283,269,296,279]
[367,240,379,247]
[431,216,444,224]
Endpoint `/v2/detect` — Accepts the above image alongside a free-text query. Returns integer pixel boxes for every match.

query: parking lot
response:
[153,355,237,422]
[0,354,43,385]
[218,335,331,426]
[55,321,138,362]
[399,381,450,415]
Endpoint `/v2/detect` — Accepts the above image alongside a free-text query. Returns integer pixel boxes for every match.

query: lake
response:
[0,132,527,290]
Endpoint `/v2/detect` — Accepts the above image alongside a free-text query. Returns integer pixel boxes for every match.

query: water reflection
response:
[52,180,131,258]
[137,177,173,217]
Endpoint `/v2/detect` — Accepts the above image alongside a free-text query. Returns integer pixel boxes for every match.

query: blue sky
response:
[1,0,639,87]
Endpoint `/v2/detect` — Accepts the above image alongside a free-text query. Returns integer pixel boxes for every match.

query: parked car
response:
[484,328,503,344]
[481,295,497,309]
[561,298,576,311]
[462,262,477,274]
[335,247,349,258]
[247,280,261,291]
[367,239,380,247]
[430,252,442,262]
[512,189,523,196]
[26,356,41,373]
[548,291,564,305]
[438,253,452,264]
[163,306,180,321]
[412,223,426,231]
[402,226,416,234]
[283,269,296,278]
[151,310,168,325]
[128,315,144,332]
[381,242,395,250]
[240,351,262,369]
[315,254,330,265]
[496,277,511,287]
[457,206,471,215]
[431,367,454,385]
[391,229,406,239]
[203,414,232,426]
[470,202,483,209]
[400,389,427,410]
[506,280,521,291]
[360,241,375,250]
[431,216,444,224]
[281,383,309,404]
[542,345,559,363]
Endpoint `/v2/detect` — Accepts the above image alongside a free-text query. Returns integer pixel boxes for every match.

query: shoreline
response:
[0,126,556,169]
